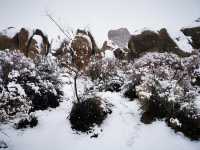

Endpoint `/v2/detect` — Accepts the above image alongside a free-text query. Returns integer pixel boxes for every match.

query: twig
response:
[46,13,72,41]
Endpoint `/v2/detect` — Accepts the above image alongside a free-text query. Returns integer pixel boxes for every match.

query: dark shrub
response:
[131,53,200,140]
[69,97,111,132]
[136,70,200,139]
[0,51,63,122]
[123,83,138,100]
[140,111,155,124]
[15,118,29,129]
[140,97,179,124]
[105,82,122,92]
[90,133,99,138]
[191,70,200,87]
[166,108,200,140]
[113,48,125,60]
[15,115,38,129]
[0,141,8,149]
[140,85,180,120]
[32,92,59,110]
[26,87,60,111]
[29,116,38,128]
[105,79,124,92]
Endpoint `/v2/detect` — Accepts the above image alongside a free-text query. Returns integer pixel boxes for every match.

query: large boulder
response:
[181,26,200,49]
[128,28,191,58]
[108,28,131,48]
[0,27,50,59]
[71,29,99,70]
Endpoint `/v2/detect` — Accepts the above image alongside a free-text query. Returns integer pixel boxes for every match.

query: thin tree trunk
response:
[74,73,80,103]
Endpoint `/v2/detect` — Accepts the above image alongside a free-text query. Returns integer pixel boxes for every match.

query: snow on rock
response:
[131,27,194,53]
[132,27,159,35]
[168,29,194,53]
[0,27,18,38]
[104,50,115,59]
[32,35,43,53]
[0,27,34,39]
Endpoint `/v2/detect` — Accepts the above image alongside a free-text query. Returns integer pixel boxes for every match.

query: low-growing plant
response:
[69,96,112,132]
[0,50,63,122]
[15,115,38,129]
[128,52,200,139]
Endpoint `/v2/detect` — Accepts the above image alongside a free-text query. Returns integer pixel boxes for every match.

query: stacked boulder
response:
[102,28,131,60]
[128,28,191,58]
[108,28,131,48]
[0,27,50,59]
[54,29,100,70]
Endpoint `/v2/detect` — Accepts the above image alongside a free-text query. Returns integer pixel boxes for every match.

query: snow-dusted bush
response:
[86,58,117,81]
[166,105,200,140]
[69,96,112,132]
[27,55,63,110]
[86,57,130,92]
[128,52,200,139]
[0,50,34,121]
[0,50,63,122]
[123,82,138,100]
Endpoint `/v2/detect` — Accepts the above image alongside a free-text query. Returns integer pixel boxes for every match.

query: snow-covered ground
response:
[1,76,200,150]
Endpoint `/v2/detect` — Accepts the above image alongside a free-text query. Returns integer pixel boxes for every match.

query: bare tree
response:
[46,13,81,103]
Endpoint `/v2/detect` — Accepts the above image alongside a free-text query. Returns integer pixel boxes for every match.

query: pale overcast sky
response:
[0,0,200,45]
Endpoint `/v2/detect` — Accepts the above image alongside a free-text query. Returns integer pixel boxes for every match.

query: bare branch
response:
[46,13,72,41]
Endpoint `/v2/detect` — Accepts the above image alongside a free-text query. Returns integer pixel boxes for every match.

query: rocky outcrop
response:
[0,27,50,59]
[70,29,99,70]
[53,29,101,70]
[181,26,200,49]
[26,29,50,57]
[128,28,191,58]
[108,28,131,48]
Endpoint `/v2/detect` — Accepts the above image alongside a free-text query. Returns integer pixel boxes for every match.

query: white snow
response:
[168,30,194,52]
[169,20,200,52]
[1,77,200,150]
[0,27,34,39]
[7,82,26,97]
[195,96,200,110]
[170,118,182,127]
[32,35,43,52]
[132,27,159,35]
[104,50,115,59]
[0,27,18,38]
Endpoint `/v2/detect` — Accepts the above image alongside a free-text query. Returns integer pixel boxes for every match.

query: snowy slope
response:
[169,20,200,52]
[1,76,200,150]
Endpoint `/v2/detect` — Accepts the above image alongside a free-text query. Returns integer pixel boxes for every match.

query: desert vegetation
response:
[0,19,200,149]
